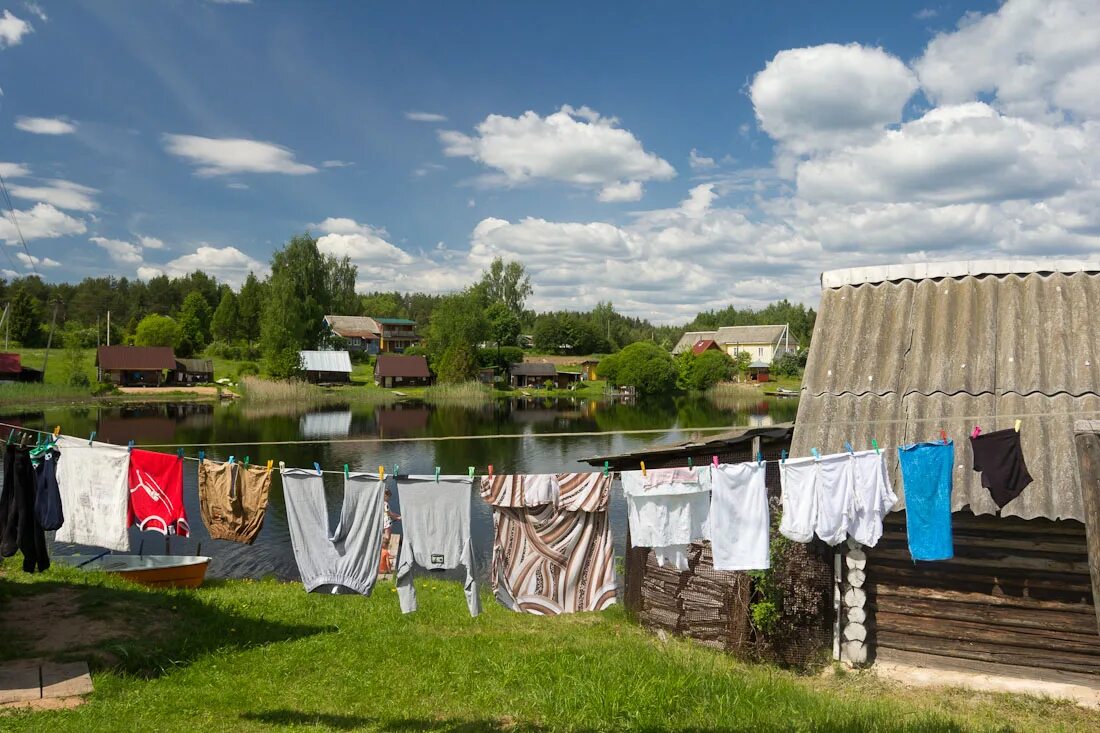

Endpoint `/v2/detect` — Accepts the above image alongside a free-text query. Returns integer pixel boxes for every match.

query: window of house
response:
[758,347,763,357]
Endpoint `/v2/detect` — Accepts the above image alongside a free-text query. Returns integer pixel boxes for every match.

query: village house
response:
[323,315,422,354]
[509,362,583,390]
[96,345,176,387]
[299,350,352,384]
[792,260,1100,689]
[374,354,432,388]
[673,324,797,364]
[508,362,557,389]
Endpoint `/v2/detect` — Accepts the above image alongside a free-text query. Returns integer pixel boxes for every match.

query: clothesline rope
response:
[2,421,741,448]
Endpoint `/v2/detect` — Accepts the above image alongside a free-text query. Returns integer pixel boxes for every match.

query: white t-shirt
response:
[815,454,855,546]
[710,462,770,571]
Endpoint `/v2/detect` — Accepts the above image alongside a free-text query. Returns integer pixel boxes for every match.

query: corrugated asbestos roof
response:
[96,345,176,370]
[324,315,381,339]
[714,324,788,345]
[792,267,1100,522]
[299,350,353,373]
[510,362,558,376]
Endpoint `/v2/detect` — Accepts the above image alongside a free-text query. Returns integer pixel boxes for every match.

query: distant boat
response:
[764,387,798,398]
[56,554,210,589]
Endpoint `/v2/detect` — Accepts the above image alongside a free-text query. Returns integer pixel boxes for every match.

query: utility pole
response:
[97,314,101,347]
[106,310,111,346]
[41,301,58,376]
[1,302,9,350]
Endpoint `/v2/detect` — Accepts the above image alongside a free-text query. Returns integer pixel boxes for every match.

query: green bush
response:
[771,351,802,378]
[236,362,260,379]
[477,345,524,371]
[603,342,676,395]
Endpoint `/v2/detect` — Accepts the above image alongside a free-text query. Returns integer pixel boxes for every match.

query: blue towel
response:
[898,441,954,561]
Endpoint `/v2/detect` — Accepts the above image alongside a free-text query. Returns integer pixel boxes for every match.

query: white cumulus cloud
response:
[915,0,1100,121]
[15,116,76,135]
[439,105,675,201]
[162,134,317,176]
[311,217,414,265]
[90,236,145,265]
[749,43,918,164]
[597,180,644,203]
[149,245,266,288]
[0,10,32,48]
[16,252,59,268]
[0,203,85,243]
[9,179,98,211]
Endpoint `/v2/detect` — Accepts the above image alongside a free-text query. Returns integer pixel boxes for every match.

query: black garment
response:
[0,446,50,572]
[970,428,1033,509]
[34,448,64,531]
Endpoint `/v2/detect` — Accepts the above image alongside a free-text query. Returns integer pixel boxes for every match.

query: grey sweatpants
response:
[394,475,480,617]
[281,466,385,596]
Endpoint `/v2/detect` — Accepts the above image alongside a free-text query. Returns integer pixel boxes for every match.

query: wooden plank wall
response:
[1073,425,1100,634]
[866,512,1100,679]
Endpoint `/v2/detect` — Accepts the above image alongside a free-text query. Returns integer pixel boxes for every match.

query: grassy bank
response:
[237,376,396,407]
[1,561,1096,732]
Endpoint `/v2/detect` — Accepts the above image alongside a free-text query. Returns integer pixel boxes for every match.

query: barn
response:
[792,260,1100,688]
[299,350,352,384]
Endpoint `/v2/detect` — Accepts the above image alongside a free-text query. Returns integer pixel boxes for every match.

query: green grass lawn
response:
[1,561,1096,732]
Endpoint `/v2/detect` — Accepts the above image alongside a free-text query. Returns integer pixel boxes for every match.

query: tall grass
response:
[237,376,395,407]
[422,381,493,406]
[0,381,97,408]
[2,559,1095,732]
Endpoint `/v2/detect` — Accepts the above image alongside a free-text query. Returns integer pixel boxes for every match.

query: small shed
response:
[554,370,584,389]
[579,359,600,381]
[96,346,176,386]
[477,367,496,385]
[172,358,214,384]
[509,362,557,388]
[0,353,41,383]
[793,259,1100,685]
[748,360,770,382]
[300,350,352,384]
[374,355,432,388]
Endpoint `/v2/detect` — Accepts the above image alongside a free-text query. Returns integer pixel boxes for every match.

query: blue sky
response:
[2,0,1098,322]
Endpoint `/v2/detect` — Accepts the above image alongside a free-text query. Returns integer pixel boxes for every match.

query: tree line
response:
[1,233,816,385]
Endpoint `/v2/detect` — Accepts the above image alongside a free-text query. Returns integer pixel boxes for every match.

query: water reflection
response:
[1,392,797,583]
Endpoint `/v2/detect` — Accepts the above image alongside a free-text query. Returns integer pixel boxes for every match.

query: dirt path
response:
[116,386,221,396]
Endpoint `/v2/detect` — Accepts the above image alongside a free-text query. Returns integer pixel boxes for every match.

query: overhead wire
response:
[0,170,38,277]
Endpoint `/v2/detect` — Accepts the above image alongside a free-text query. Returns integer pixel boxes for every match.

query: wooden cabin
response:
[792,260,1100,688]
[299,350,352,384]
[374,355,431,388]
[96,345,176,386]
[509,362,557,388]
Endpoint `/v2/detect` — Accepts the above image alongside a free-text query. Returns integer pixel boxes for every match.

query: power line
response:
[0,169,38,277]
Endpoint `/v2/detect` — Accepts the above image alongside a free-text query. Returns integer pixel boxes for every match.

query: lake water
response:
[0,393,798,584]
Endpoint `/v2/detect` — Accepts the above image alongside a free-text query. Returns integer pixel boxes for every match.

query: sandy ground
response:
[0,588,138,658]
[116,386,225,396]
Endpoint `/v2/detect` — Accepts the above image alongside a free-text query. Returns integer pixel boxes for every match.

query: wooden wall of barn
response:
[864,512,1100,683]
